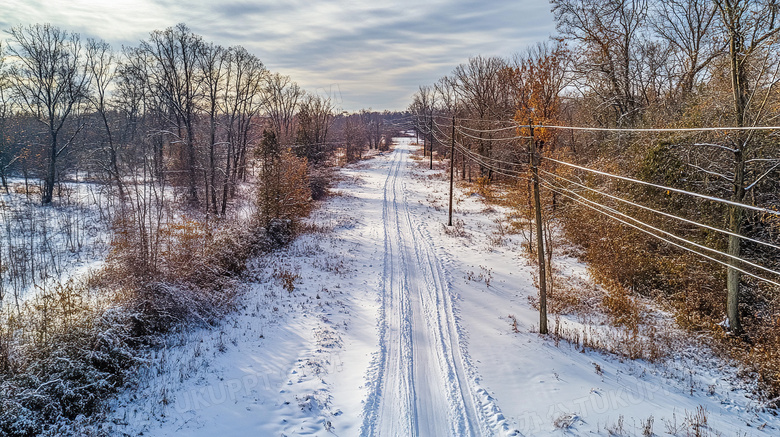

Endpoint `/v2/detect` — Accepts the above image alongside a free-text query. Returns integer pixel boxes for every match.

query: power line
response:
[427,115,780,295]
[457,146,533,182]
[526,124,780,133]
[454,123,521,134]
[539,168,780,251]
[433,125,531,181]
[429,112,780,133]
[539,180,780,288]
[440,141,780,287]
[426,117,780,289]
[431,122,529,170]
[455,125,532,142]
[540,174,780,279]
[456,143,528,171]
[543,156,780,216]
[454,143,528,179]
[431,113,519,127]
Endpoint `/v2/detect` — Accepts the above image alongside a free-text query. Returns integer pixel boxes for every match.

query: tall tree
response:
[0,40,11,192]
[115,46,152,179]
[649,0,720,99]
[450,56,513,178]
[552,0,649,124]
[6,24,91,204]
[86,38,123,197]
[409,85,437,160]
[197,41,228,215]
[360,110,384,151]
[141,23,203,205]
[714,0,780,334]
[512,42,569,144]
[263,73,303,146]
[296,93,334,163]
[221,46,265,213]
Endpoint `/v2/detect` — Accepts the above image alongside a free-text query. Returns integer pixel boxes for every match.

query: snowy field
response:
[109,137,780,436]
[0,180,111,308]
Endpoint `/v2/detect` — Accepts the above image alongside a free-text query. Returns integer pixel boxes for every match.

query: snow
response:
[359,141,497,436]
[0,179,110,306]
[111,137,780,436]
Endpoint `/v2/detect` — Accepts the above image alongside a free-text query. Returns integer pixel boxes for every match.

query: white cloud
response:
[1,0,555,110]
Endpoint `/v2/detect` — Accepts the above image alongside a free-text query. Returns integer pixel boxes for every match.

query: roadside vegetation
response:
[409,0,780,404]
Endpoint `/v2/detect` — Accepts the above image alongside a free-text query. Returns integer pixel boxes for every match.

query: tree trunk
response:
[43,132,57,204]
[186,122,199,205]
[221,144,231,216]
[723,3,749,334]
[726,148,746,333]
[210,118,218,215]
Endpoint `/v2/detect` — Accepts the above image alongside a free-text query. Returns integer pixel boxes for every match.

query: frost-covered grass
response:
[0,222,259,436]
[102,194,363,436]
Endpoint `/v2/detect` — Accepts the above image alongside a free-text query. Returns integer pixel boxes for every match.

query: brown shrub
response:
[258,151,313,233]
[602,282,643,331]
[473,176,494,200]
[0,277,140,435]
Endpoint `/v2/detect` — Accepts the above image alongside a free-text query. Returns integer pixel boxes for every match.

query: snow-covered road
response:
[360,141,487,436]
[114,136,780,437]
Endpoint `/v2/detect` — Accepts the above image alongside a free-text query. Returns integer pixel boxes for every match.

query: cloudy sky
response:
[1,0,556,111]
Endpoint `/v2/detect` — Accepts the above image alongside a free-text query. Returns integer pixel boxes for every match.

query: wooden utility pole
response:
[429,115,434,170]
[530,123,548,334]
[448,115,455,227]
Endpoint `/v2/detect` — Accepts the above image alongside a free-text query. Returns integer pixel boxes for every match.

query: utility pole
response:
[530,123,548,335]
[429,114,434,170]
[448,115,455,227]
[423,117,427,156]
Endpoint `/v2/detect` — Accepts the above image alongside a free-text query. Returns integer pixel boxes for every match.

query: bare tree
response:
[0,40,12,192]
[341,113,367,163]
[714,0,780,334]
[360,110,384,151]
[296,92,334,163]
[86,38,124,197]
[197,41,228,215]
[263,73,303,146]
[450,56,513,178]
[434,76,457,115]
[141,23,204,205]
[552,0,649,124]
[433,77,462,171]
[221,46,265,213]
[650,0,721,99]
[409,85,437,161]
[115,46,153,182]
[6,24,91,204]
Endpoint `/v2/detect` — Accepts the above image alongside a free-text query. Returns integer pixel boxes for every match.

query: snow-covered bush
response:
[0,278,139,436]
[0,212,269,435]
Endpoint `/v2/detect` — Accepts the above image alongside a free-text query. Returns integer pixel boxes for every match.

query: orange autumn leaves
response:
[509,43,568,148]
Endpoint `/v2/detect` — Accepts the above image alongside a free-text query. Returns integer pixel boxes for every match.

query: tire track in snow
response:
[360,141,501,436]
